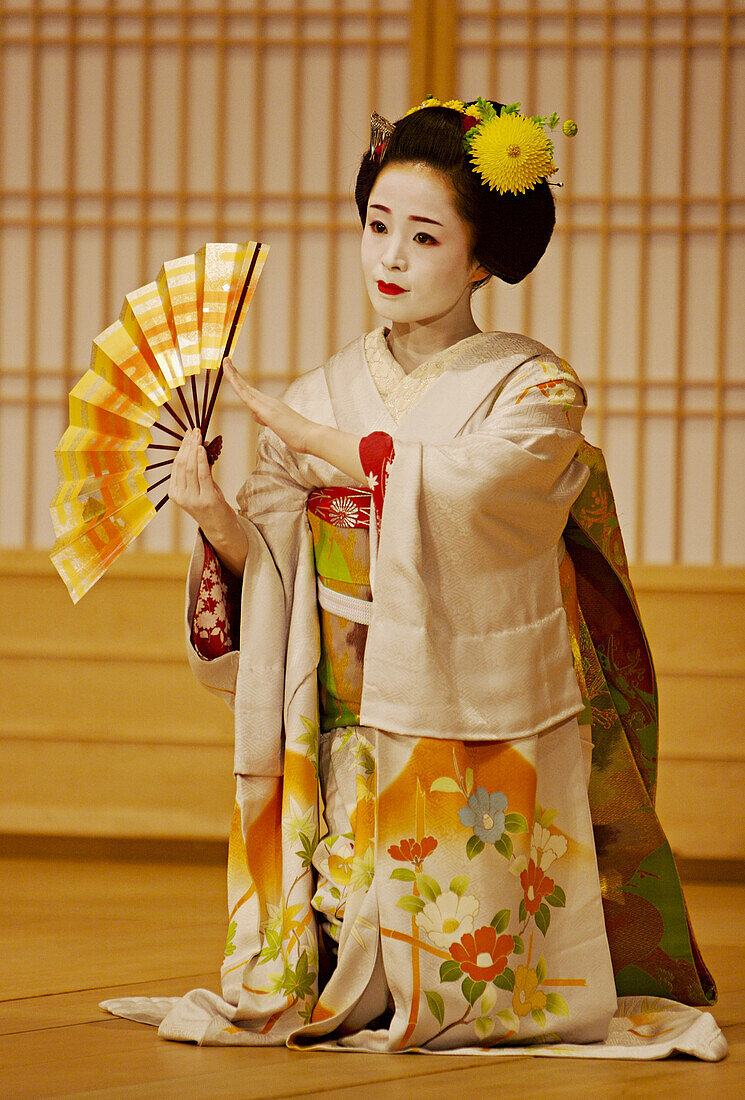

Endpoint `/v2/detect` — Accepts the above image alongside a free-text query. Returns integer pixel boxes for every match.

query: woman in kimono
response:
[103,99,724,1059]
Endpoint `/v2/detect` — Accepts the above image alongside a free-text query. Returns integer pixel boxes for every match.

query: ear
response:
[470,263,490,284]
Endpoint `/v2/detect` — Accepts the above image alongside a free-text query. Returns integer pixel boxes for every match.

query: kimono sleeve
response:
[360,358,591,742]
[185,425,322,778]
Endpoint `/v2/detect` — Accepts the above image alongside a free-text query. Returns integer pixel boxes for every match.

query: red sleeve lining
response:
[191,536,242,660]
[359,431,395,536]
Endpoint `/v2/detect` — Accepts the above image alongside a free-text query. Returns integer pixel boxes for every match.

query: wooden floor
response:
[1,852,742,1099]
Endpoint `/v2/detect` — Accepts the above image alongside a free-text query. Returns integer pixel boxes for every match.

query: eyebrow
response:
[369,203,443,227]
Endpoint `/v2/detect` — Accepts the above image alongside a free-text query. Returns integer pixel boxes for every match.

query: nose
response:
[381,233,407,272]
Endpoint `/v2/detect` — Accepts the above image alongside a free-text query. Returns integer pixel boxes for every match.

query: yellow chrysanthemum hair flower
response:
[467,107,554,195]
[463,99,577,195]
[397,96,577,194]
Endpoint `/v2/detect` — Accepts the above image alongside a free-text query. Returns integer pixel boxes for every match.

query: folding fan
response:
[50,240,268,602]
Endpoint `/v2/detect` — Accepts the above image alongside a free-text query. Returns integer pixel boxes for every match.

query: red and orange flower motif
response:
[520,859,555,916]
[388,836,438,868]
[450,925,514,981]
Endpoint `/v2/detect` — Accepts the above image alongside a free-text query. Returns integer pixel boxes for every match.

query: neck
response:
[386,313,481,375]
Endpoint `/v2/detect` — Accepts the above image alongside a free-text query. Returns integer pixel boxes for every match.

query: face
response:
[361,163,483,327]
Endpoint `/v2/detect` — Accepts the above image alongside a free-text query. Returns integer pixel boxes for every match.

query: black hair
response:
[355,102,555,285]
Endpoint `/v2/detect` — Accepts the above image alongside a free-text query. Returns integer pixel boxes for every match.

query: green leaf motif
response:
[416,873,442,902]
[474,1015,495,1040]
[490,908,510,934]
[504,812,528,834]
[298,715,320,777]
[465,767,474,796]
[512,934,524,955]
[546,992,570,1018]
[430,776,461,794]
[466,835,485,861]
[547,884,567,908]
[493,966,515,992]
[531,1008,547,1029]
[440,959,462,983]
[494,833,513,860]
[519,898,527,924]
[538,806,558,828]
[535,904,551,937]
[424,989,445,1027]
[278,951,316,1000]
[497,1007,519,1029]
[396,894,425,914]
[223,919,237,957]
[296,831,316,868]
[390,867,416,882]
[462,976,487,1006]
[536,955,547,985]
[449,875,470,898]
[259,927,283,963]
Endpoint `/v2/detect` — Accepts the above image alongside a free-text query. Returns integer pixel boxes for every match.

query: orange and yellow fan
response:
[50,240,268,602]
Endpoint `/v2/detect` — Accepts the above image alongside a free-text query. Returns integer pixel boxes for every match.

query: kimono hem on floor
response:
[101,329,726,1062]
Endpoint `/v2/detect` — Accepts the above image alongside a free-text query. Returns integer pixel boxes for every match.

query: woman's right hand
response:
[169,428,230,528]
[168,428,248,576]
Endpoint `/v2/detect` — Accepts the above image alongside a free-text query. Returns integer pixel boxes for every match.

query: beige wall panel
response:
[2,656,232,745]
[656,675,745,762]
[634,590,745,677]
[2,552,191,662]
[656,759,745,862]
[1,738,234,840]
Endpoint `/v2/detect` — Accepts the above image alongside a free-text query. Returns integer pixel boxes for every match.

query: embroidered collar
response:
[363,327,493,424]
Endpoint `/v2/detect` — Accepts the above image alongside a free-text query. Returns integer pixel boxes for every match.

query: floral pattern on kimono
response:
[100,330,722,1060]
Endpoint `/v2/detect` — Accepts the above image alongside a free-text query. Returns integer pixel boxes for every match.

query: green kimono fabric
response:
[566,441,715,1006]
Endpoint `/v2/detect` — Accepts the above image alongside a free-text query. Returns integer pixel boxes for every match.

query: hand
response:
[224,357,316,455]
[168,428,248,574]
[224,357,365,482]
[168,428,229,527]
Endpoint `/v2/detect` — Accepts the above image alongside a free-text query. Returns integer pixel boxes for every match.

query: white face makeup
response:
[360,163,482,330]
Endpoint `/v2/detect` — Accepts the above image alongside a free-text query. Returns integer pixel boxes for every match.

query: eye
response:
[414,231,438,245]
[368,220,387,234]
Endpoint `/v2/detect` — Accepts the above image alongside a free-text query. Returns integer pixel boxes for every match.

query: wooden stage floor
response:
[1,851,742,1099]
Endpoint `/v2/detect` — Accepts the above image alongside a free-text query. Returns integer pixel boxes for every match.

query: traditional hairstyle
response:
[355,102,556,285]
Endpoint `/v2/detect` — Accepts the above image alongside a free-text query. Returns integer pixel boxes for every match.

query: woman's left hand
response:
[224,357,316,454]
[224,357,365,482]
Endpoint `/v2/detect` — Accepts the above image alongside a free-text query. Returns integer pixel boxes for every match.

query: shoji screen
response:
[2,1,742,563]
[457,0,744,564]
[0,0,410,551]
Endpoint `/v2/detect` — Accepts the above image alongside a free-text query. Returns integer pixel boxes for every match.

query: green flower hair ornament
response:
[407,95,578,195]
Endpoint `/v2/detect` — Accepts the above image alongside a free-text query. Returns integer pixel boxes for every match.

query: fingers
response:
[195,435,213,492]
[223,357,246,397]
[224,358,264,417]
[168,427,202,503]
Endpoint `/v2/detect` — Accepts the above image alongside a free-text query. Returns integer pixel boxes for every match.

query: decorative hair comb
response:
[369,111,394,160]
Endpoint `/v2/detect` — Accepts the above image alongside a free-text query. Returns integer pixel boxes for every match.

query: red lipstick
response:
[377,281,406,296]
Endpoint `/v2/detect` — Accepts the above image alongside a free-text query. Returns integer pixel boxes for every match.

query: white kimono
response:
[101,329,726,1062]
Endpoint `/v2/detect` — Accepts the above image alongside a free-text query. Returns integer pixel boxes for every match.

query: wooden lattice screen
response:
[1,0,742,562]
